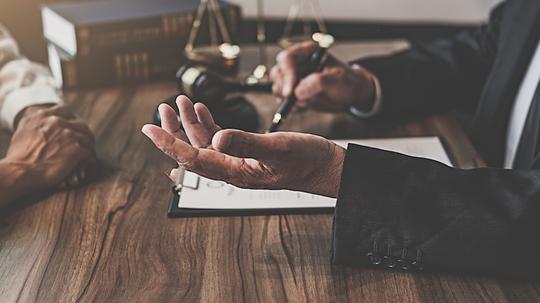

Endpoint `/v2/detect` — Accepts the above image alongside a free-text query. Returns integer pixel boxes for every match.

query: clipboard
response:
[166,136,454,218]
[167,168,334,218]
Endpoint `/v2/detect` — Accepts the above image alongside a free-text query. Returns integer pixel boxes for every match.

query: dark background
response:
[0,0,473,64]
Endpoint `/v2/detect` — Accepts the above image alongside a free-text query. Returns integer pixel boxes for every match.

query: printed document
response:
[177,136,452,210]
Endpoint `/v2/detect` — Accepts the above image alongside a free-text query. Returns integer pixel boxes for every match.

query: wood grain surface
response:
[1,41,539,303]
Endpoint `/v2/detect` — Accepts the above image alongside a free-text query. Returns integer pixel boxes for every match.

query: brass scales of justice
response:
[184,0,331,83]
[184,0,241,73]
[246,0,331,85]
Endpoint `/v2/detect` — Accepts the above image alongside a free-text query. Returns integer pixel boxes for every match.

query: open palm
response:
[142,96,345,197]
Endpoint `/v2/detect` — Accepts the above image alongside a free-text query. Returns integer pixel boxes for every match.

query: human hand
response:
[5,105,97,193]
[270,41,378,112]
[142,96,345,198]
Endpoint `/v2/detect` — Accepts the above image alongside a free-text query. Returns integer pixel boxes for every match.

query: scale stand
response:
[245,0,272,85]
[185,0,241,73]
[279,0,328,48]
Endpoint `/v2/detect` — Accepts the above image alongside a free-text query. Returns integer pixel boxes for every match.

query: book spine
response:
[76,4,241,57]
[59,49,184,89]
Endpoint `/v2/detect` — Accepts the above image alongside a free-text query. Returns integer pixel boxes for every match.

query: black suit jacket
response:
[332,0,540,277]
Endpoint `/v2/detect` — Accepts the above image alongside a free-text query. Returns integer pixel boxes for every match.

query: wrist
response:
[350,64,378,113]
[309,143,345,198]
[13,104,54,130]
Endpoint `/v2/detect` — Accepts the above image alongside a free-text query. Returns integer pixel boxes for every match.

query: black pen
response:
[267,33,335,133]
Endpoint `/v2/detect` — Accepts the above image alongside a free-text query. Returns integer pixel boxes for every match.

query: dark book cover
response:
[42,0,242,57]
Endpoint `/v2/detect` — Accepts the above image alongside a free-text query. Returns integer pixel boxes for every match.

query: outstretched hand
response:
[141,95,345,198]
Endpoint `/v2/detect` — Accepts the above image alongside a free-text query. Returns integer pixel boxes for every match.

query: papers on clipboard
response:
[174,136,452,210]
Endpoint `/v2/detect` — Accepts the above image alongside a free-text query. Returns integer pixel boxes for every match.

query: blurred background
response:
[1,0,502,63]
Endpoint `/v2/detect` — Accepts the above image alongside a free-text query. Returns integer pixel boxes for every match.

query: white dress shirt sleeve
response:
[349,64,383,118]
[0,24,62,130]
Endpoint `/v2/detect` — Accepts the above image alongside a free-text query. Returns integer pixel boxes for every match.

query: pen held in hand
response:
[267,33,335,133]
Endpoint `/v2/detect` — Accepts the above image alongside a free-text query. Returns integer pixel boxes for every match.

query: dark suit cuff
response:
[330,143,447,271]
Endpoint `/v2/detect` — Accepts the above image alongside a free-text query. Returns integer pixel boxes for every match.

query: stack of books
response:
[42,0,242,89]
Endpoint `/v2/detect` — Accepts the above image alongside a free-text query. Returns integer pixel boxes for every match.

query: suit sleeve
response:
[331,144,540,277]
[0,24,62,130]
[352,3,504,116]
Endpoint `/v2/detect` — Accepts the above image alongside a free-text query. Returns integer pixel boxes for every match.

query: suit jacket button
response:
[411,261,424,271]
[366,252,382,265]
[383,245,396,268]
[397,259,411,270]
[412,250,424,271]
[383,256,396,268]
[366,240,382,265]
[397,248,410,270]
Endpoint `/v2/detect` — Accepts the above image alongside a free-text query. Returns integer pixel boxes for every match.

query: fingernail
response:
[141,125,150,135]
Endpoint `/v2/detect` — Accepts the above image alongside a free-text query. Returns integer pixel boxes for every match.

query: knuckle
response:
[312,74,324,87]
[233,160,253,189]
[47,116,62,127]
[276,50,288,63]
[162,147,179,162]
[272,84,281,95]
[35,109,47,117]
[61,128,71,137]
[70,141,83,152]
[269,66,280,79]
[180,157,197,172]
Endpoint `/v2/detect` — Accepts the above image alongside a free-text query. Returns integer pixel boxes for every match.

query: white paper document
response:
[177,136,452,210]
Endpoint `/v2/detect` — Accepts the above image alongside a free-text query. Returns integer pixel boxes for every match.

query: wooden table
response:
[1,41,539,303]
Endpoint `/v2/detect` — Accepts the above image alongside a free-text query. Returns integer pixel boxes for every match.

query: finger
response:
[143,124,243,182]
[294,73,326,103]
[58,119,96,146]
[42,116,95,145]
[276,42,317,97]
[276,51,297,98]
[64,129,94,151]
[77,166,87,181]
[61,157,91,190]
[74,158,92,180]
[176,96,213,148]
[65,173,81,188]
[212,129,288,160]
[169,168,180,182]
[194,102,220,133]
[159,103,180,132]
[270,66,284,97]
[58,146,93,189]
[45,105,77,119]
[142,124,198,167]
[158,103,188,141]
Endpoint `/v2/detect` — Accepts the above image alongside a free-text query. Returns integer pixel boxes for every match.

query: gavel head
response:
[175,64,229,106]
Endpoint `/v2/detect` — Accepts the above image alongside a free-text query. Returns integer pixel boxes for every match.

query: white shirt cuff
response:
[0,84,62,130]
[349,65,383,118]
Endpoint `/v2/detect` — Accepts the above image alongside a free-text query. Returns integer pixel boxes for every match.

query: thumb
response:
[212,129,288,160]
